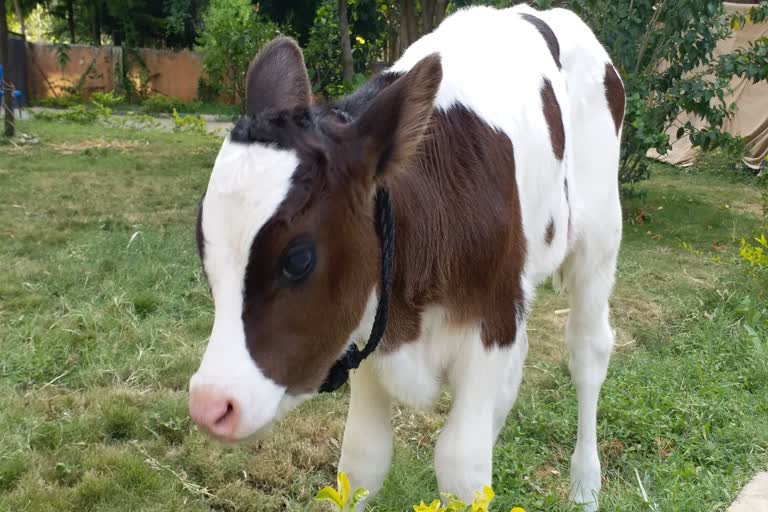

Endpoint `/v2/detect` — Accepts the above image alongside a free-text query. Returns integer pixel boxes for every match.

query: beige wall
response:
[130,49,203,102]
[27,44,118,100]
[27,43,206,103]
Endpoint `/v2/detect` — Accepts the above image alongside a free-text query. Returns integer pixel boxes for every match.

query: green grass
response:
[1,120,766,511]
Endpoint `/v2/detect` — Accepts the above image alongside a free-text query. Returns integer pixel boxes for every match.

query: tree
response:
[338,0,353,85]
[197,0,281,110]
[259,0,317,45]
[422,0,448,34]
[66,0,76,42]
[13,0,27,38]
[1,0,15,137]
[567,0,768,183]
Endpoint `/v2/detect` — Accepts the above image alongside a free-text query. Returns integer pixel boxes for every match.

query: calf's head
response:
[189,37,442,441]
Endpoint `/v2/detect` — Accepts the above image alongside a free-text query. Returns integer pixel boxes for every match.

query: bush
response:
[36,95,81,109]
[141,95,197,114]
[170,109,208,135]
[305,0,347,98]
[196,0,283,112]
[34,104,111,124]
[90,92,125,109]
[564,0,768,184]
[305,0,384,98]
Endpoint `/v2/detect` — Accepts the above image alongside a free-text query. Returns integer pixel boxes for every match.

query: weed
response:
[171,109,208,134]
[142,95,200,114]
[91,91,126,108]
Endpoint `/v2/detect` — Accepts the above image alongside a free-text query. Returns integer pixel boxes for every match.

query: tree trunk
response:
[398,0,418,55]
[423,0,434,34]
[434,0,448,28]
[0,0,15,137]
[338,0,354,86]
[13,0,26,38]
[92,1,102,46]
[66,0,76,43]
[385,4,398,65]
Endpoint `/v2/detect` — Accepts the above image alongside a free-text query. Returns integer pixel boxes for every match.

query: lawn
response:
[1,119,766,512]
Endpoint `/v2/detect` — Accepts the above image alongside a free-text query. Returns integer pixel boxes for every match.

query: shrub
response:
[171,109,208,135]
[90,92,125,108]
[564,0,768,184]
[141,95,186,114]
[35,104,111,124]
[196,0,282,112]
[305,0,384,98]
[305,0,348,98]
[36,95,81,109]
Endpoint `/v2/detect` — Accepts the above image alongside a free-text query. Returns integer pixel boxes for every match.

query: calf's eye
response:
[282,242,315,282]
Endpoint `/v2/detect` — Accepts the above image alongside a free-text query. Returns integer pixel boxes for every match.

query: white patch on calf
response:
[192,137,302,440]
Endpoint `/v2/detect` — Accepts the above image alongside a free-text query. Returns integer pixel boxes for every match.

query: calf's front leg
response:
[435,332,525,502]
[338,361,393,510]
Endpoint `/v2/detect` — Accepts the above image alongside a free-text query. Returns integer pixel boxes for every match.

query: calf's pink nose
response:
[189,386,240,440]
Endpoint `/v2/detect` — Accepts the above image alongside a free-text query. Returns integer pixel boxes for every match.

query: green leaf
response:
[350,488,370,509]
[315,488,345,511]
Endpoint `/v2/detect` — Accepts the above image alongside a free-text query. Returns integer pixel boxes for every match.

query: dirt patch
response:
[49,139,141,154]
[729,200,764,218]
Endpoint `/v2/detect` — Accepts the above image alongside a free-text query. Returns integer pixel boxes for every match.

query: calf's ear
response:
[246,37,311,115]
[350,54,443,181]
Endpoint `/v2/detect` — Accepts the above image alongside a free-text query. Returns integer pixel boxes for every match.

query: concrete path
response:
[728,473,768,512]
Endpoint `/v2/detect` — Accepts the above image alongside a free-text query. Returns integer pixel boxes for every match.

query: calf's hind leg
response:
[561,233,620,511]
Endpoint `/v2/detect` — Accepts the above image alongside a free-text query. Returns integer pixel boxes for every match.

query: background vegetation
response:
[3,1,768,180]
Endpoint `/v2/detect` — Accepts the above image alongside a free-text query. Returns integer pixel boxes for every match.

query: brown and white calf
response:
[188,4,624,510]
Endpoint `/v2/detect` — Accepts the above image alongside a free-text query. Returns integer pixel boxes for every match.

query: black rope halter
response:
[319,187,395,393]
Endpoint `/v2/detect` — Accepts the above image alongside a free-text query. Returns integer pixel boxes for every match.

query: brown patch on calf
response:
[386,106,526,349]
[233,55,444,394]
[225,52,526,394]
[241,176,380,392]
[541,78,565,161]
[545,218,555,245]
[520,13,562,69]
[603,63,625,136]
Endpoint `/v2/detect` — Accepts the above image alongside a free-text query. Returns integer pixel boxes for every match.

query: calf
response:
[189,5,624,511]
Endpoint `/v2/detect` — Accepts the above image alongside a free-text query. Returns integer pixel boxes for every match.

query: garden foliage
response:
[196,0,283,111]
[562,0,768,184]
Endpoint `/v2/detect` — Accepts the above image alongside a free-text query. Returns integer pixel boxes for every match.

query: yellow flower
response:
[511,508,526,512]
[314,471,351,511]
[471,486,495,512]
[413,499,443,512]
[355,35,366,45]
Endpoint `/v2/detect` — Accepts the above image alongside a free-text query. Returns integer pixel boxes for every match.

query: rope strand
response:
[319,187,395,393]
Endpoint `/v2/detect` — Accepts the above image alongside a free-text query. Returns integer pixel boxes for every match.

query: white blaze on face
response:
[190,137,307,440]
